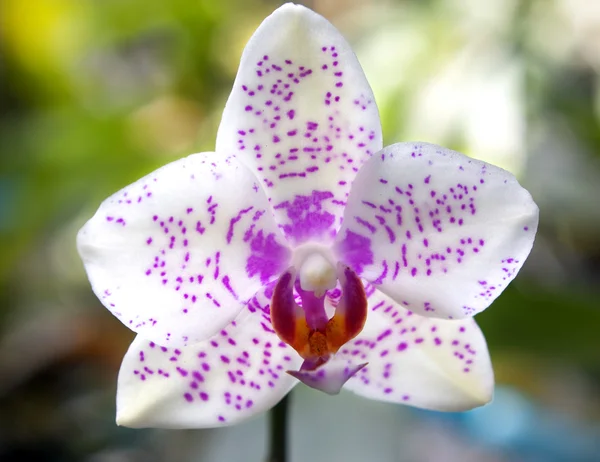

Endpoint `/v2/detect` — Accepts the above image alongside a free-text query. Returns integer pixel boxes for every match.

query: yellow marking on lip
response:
[271,265,367,365]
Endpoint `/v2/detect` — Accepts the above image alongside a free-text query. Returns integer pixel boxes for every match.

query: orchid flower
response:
[77,4,538,428]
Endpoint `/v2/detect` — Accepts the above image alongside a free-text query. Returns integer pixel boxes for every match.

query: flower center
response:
[298,253,337,297]
[270,256,367,371]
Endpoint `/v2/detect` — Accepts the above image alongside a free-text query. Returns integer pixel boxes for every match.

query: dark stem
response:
[267,393,290,462]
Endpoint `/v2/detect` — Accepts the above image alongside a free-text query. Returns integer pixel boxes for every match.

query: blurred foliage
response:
[1,0,600,460]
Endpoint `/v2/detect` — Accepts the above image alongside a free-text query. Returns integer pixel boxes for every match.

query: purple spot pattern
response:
[82,154,291,346]
[218,42,382,243]
[334,230,374,275]
[273,190,337,243]
[122,287,302,426]
[335,143,538,318]
[341,286,488,403]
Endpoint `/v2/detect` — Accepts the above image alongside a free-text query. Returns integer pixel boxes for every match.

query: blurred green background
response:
[1,0,600,460]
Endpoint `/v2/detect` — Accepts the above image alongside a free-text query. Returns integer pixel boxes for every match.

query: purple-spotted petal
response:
[116,292,303,428]
[334,142,538,319]
[342,288,494,411]
[216,4,382,245]
[288,357,367,395]
[77,153,291,346]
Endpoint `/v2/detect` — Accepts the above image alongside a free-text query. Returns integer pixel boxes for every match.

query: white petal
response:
[216,4,382,245]
[342,288,494,411]
[334,142,538,319]
[78,153,291,346]
[116,290,303,429]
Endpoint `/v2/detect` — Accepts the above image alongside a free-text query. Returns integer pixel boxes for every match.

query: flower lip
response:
[269,259,369,395]
[287,360,368,396]
[270,262,368,365]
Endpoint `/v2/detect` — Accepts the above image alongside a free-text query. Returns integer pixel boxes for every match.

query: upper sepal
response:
[216,3,383,245]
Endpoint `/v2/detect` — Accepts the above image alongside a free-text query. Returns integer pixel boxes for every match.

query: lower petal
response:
[342,288,494,411]
[116,289,302,428]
